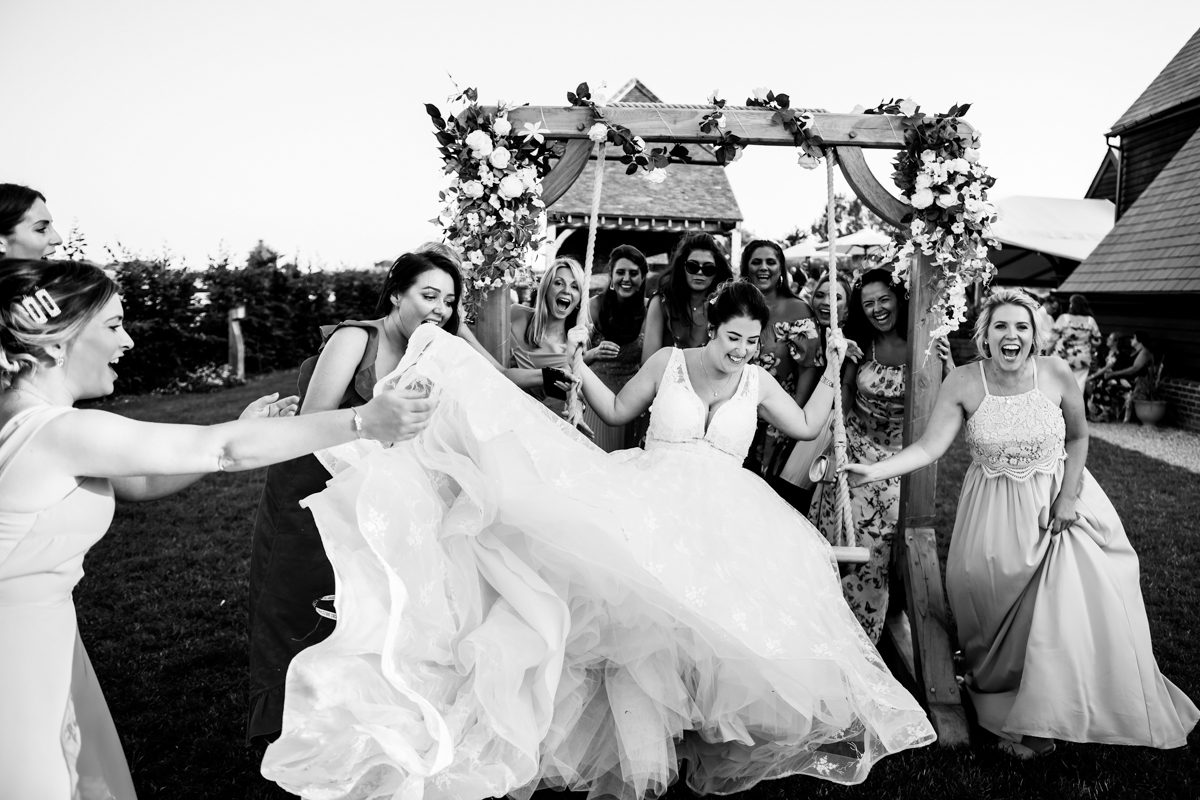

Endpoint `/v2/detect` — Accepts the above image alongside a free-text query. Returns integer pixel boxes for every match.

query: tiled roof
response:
[549,159,742,223]
[1110,28,1200,134]
[1061,124,1200,293]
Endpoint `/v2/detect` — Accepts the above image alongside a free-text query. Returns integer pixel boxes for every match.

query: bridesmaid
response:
[508,256,613,417]
[0,259,433,798]
[738,238,818,477]
[641,232,734,363]
[844,288,1198,757]
[584,244,647,450]
[811,268,951,642]
[248,249,469,745]
[0,183,63,260]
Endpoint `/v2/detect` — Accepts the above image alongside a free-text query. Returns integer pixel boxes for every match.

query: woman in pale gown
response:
[261,280,935,800]
[844,288,1198,758]
[0,260,438,798]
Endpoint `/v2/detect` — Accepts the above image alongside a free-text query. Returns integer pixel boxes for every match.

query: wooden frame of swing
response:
[469,102,969,745]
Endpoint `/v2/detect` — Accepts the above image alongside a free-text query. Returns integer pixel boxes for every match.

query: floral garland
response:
[866,99,999,341]
[569,82,690,183]
[426,88,557,311]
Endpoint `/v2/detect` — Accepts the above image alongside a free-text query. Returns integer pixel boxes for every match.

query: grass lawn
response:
[79,371,1199,800]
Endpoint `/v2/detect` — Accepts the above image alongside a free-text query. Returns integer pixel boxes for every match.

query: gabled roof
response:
[1084,148,1119,203]
[610,78,661,104]
[549,159,742,223]
[1061,124,1200,293]
[1110,28,1200,135]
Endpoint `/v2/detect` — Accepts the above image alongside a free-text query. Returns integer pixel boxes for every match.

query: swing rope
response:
[823,149,859,556]
[566,140,607,426]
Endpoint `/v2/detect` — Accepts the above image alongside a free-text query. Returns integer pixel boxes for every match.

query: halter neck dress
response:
[950,359,1197,746]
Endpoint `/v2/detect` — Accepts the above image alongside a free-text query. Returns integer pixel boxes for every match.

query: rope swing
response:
[565,140,607,427]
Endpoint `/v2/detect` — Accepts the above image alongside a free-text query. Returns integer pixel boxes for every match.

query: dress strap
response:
[978,361,990,395]
[1032,357,1039,388]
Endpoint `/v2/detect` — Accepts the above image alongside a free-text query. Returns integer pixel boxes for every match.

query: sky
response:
[4,0,1199,269]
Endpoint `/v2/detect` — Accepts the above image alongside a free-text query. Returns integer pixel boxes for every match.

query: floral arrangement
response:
[426,88,559,309]
[866,100,999,341]
[569,82,690,183]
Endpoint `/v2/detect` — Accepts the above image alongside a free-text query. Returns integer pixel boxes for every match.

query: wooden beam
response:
[495,106,972,149]
[542,139,591,207]
[834,146,909,229]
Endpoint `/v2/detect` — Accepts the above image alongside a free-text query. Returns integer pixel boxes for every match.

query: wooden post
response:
[227,305,245,381]
[473,287,511,366]
[890,251,970,745]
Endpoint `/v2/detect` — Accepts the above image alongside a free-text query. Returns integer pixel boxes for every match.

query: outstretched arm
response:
[843,365,970,485]
[758,360,840,441]
[581,347,670,425]
[641,297,666,365]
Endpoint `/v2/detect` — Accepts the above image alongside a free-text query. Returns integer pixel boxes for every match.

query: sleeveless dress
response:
[260,326,935,800]
[583,292,644,452]
[511,343,571,416]
[247,320,380,743]
[0,405,137,798]
[952,360,1198,745]
[812,349,905,643]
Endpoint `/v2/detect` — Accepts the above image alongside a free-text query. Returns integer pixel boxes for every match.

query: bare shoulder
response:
[943,361,984,400]
[1036,354,1074,387]
[777,297,813,320]
[324,324,370,353]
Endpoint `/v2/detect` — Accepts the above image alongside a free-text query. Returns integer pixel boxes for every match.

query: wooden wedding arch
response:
[474,102,970,745]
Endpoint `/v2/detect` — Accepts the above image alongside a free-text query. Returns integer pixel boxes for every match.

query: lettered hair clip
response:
[17,288,62,325]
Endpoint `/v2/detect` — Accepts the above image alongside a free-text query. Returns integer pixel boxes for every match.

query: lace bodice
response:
[966,360,1065,481]
[645,348,759,463]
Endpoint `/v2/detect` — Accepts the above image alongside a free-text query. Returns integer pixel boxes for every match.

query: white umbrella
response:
[813,228,892,257]
[783,239,823,267]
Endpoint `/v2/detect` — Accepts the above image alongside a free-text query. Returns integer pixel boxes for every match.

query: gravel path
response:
[1089,422,1200,475]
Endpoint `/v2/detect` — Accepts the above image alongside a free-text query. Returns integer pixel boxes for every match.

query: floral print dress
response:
[812,348,905,643]
[1050,313,1101,392]
[746,318,819,475]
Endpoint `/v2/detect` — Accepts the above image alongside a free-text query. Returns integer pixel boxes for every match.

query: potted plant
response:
[1132,359,1168,427]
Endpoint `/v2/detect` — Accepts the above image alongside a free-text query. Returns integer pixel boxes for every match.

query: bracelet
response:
[351,407,365,439]
[820,374,837,390]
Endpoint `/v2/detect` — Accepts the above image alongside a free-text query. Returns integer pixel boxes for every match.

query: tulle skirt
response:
[260,327,935,800]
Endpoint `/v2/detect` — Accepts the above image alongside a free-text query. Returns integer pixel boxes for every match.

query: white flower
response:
[488,194,502,209]
[951,221,965,235]
[492,117,512,137]
[465,212,480,229]
[920,150,938,164]
[850,103,866,115]
[707,89,721,105]
[468,250,484,266]
[488,147,511,169]
[587,123,608,142]
[461,180,485,199]
[497,174,525,200]
[752,86,771,101]
[796,150,821,170]
[632,136,646,152]
[963,197,985,217]
[521,121,547,144]
[479,169,497,187]
[642,167,667,184]
[898,98,919,116]
[910,187,935,209]
[910,219,926,235]
[484,214,497,227]
[947,157,970,174]
[914,173,933,191]
[717,114,728,130]
[499,208,515,223]
[935,191,959,209]
[964,147,981,164]
[465,130,493,159]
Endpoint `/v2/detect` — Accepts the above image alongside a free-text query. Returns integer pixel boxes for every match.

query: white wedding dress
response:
[261,325,935,800]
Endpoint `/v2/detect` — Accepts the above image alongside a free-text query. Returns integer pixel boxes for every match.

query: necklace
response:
[698,349,736,399]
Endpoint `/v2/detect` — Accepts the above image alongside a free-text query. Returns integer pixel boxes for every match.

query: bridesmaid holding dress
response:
[844,288,1198,758]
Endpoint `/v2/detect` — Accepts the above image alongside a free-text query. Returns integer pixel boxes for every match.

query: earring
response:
[55,356,65,367]
[982,343,991,358]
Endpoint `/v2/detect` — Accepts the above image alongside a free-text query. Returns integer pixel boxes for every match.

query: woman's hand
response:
[936,337,954,366]
[240,392,299,420]
[586,341,621,363]
[825,329,850,365]
[845,338,864,364]
[1047,493,1079,536]
[840,462,879,487]
[358,389,438,442]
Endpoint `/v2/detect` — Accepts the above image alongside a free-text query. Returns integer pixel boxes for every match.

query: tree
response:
[808,193,886,239]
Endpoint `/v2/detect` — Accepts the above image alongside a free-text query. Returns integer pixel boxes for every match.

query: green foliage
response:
[106,252,384,395]
[809,193,886,239]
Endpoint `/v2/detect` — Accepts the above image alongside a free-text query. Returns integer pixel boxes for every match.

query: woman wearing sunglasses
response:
[641,232,733,364]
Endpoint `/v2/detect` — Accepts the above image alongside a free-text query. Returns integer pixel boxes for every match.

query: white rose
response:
[964,147,981,164]
[465,130,493,159]
[920,150,937,164]
[588,123,608,142]
[497,174,525,200]
[910,219,926,236]
[914,173,933,190]
[468,250,484,266]
[898,99,919,116]
[947,157,970,174]
[462,180,485,199]
[517,167,538,189]
[642,168,667,184]
[963,197,985,216]
[752,86,771,101]
[951,221,965,235]
[936,191,958,209]
[910,188,935,209]
[489,147,511,169]
[492,117,512,137]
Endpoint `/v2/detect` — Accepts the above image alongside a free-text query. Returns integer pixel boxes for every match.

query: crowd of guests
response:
[1,181,1194,800]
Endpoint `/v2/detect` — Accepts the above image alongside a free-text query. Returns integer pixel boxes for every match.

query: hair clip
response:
[18,288,62,325]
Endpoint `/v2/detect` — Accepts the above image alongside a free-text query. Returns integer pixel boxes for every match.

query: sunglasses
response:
[683,260,717,277]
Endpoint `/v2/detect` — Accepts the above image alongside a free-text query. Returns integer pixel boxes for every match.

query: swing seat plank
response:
[830,546,871,564]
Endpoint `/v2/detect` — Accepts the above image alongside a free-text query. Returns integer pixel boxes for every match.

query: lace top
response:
[645,348,759,463]
[966,360,1066,481]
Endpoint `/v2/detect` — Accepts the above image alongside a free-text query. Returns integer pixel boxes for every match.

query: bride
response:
[262,280,935,800]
